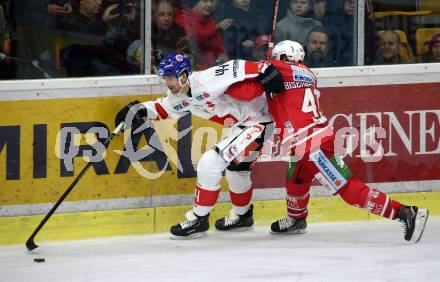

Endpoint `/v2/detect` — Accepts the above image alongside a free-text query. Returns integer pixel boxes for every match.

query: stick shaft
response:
[26,123,124,251]
[267,0,280,60]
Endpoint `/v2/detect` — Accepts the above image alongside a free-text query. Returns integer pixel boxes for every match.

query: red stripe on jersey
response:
[154,103,169,120]
[194,186,220,206]
[244,61,262,77]
[209,114,239,126]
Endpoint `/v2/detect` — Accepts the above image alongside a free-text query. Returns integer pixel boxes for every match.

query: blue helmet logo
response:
[158,52,192,78]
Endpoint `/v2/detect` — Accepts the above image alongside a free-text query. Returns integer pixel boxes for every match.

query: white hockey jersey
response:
[142,60,272,126]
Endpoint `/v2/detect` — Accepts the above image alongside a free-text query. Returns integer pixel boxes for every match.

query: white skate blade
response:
[269,229,307,235]
[215,226,254,232]
[169,232,208,240]
[411,208,429,243]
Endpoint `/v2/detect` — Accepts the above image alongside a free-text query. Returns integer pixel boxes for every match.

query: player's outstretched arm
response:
[225,80,264,101]
[256,64,285,99]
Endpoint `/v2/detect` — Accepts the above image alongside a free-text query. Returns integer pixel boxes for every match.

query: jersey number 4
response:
[301,88,323,121]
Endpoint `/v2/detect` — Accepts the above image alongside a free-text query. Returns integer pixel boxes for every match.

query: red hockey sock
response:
[286,182,310,219]
[194,185,221,206]
[339,178,401,219]
[230,187,253,215]
[230,187,253,207]
[193,186,221,216]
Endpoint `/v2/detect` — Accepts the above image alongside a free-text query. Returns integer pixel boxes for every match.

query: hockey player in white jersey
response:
[115,52,273,238]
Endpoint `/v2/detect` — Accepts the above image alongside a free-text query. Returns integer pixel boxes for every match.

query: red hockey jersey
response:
[227,60,332,152]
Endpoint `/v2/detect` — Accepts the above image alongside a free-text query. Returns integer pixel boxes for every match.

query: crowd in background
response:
[0,0,439,79]
[0,0,141,79]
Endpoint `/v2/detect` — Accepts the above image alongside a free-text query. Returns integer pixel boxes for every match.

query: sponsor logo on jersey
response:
[294,72,314,85]
[205,101,215,109]
[290,65,315,78]
[232,60,239,78]
[215,64,229,76]
[173,104,183,110]
[173,100,190,110]
[195,92,210,101]
[310,150,347,190]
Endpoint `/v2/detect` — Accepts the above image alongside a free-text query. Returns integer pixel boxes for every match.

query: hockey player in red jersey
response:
[115,52,274,238]
[253,40,429,243]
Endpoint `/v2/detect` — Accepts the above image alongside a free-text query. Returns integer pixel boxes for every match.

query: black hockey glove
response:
[256,64,285,99]
[114,100,149,132]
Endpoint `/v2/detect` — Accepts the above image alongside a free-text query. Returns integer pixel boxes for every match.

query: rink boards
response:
[0,66,439,245]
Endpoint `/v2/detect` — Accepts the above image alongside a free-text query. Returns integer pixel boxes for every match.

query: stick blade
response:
[26,238,39,251]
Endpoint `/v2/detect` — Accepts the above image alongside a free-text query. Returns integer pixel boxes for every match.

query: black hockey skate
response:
[170,210,209,239]
[215,204,254,231]
[397,206,429,243]
[270,216,307,234]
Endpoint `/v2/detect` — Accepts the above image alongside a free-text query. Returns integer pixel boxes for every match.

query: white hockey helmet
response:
[272,40,305,62]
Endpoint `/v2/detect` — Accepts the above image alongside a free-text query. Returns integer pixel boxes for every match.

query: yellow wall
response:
[1,192,438,246]
[0,94,226,207]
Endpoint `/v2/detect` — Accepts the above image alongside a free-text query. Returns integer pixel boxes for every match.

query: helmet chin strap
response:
[178,73,189,88]
[172,74,189,96]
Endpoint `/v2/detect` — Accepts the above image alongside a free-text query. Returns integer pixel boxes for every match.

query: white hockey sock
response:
[232,203,251,216]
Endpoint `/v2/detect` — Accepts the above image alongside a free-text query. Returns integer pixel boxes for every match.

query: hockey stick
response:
[267,0,280,60]
[26,122,125,251]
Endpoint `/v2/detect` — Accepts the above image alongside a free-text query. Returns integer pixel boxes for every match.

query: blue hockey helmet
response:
[158,52,192,78]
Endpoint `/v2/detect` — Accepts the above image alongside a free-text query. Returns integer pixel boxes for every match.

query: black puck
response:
[34,258,45,263]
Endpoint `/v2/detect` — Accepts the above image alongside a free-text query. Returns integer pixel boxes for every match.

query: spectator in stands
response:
[60,1,143,77]
[374,30,407,65]
[214,0,268,60]
[47,1,73,18]
[250,34,269,61]
[235,0,279,34]
[175,0,228,70]
[313,0,326,21]
[152,0,189,62]
[304,26,335,67]
[103,0,140,44]
[0,0,13,79]
[419,33,440,63]
[127,0,192,74]
[9,0,55,78]
[57,0,108,35]
[322,0,379,66]
[126,38,142,73]
[275,0,322,46]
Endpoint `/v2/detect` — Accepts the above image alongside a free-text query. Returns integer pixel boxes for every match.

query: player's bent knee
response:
[196,149,229,190]
[197,149,228,172]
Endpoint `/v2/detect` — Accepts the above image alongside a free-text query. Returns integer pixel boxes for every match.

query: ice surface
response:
[1,218,439,282]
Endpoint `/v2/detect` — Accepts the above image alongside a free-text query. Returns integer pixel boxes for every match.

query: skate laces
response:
[224,210,240,227]
[399,216,410,238]
[180,210,198,229]
[278,216,295,230]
